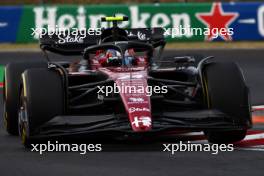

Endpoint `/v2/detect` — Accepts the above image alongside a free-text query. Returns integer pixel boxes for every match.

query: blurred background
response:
[0,0,263,5]
[0,0,263,46]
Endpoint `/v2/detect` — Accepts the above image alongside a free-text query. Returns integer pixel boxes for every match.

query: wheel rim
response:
[3,77,8,130]
[18,87,29,145]
[21,124,27,145]
[3,112,8,130]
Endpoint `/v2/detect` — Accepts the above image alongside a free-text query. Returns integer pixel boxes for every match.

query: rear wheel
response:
[18,68,64,147]
[202,62,251,143]
[4,62,47,135]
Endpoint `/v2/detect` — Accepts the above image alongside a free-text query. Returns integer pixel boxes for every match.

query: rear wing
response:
[39,27,165,55]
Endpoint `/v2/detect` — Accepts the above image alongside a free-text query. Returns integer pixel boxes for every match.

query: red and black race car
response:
[3,16,251,147]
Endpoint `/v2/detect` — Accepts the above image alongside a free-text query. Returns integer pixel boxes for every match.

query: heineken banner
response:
[1,2,264,42]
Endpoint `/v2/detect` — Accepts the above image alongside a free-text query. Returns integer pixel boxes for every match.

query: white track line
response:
[252,105,264,111]
[236,147,264,151]
[243,133,264,140]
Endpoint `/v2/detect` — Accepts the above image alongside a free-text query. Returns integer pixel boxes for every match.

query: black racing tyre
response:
[3,62,47,135]
[204,130,247,144]
[18,68,64,147]
[202,62,251,143]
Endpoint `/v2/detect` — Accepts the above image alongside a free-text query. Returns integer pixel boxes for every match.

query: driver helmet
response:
[124,49,135,66]
[104,49,122,66]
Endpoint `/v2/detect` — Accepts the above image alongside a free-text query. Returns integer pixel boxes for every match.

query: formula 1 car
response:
[3,16,252,147]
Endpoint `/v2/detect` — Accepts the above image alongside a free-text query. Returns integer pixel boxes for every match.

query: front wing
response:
[29,109,250,139]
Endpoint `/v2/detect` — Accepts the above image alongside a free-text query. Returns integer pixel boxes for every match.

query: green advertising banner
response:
[16,3,211,42]
[14,2,264,42]
[0,66,4,88]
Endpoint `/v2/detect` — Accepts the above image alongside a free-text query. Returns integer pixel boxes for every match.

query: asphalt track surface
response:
[0,49,264,176]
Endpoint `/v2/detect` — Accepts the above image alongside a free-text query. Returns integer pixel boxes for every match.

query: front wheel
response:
[4,62,47,135]
[202,62,251,143]
[18,68,64,147]
[204,130,247,144]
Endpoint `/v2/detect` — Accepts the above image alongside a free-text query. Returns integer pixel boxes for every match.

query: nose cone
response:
[127,97,152,132]
[115,77,152,132]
